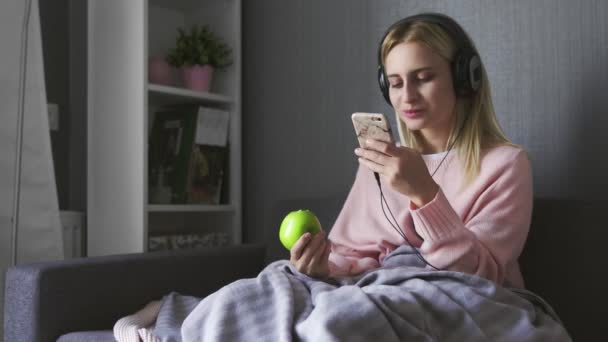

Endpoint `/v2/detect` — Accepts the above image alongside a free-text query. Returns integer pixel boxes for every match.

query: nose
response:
[401,81,419,103]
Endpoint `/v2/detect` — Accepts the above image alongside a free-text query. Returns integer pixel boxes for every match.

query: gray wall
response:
[243,0,608,255]
[243,0,371,260]
[243,0,608,338]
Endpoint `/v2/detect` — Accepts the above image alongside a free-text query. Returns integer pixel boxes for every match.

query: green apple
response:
[279,209,322,250]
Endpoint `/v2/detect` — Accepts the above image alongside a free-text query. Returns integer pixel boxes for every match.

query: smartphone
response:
[351,112,394,148]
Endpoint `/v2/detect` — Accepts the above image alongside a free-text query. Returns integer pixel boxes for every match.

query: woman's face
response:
[385,41,456,139]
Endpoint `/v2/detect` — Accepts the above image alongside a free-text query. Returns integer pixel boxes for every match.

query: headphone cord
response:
[374,120,464,271]
[375,172,440,270]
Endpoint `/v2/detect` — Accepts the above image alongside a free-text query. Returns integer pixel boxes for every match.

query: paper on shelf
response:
[195,107,230,147]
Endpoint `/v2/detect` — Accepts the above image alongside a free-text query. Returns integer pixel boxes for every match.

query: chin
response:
[399,117,426,131]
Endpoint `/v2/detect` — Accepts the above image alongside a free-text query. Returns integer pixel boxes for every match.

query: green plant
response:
[166,25,233,70]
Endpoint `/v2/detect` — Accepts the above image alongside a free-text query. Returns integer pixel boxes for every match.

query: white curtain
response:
[0,0,64,333]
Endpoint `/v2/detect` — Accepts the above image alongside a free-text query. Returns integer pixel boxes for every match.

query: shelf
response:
[147,204,235,213]
[149,0,202,12]
[88,0,242,255]
[148,84,232,106]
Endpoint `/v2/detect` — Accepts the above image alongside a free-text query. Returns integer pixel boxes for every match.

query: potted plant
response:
[166,25,233,92]
[148,56,173,85]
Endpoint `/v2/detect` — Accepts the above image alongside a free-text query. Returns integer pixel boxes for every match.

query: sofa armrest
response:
[4,244,266,342]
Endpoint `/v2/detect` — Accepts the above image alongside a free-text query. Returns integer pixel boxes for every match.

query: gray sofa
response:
[4,244,266,342]
[4,198,608,341]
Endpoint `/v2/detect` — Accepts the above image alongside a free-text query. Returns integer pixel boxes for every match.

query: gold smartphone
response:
[351,112,395,148]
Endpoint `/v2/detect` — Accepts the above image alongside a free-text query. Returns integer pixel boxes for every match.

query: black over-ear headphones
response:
[377,13,482,104]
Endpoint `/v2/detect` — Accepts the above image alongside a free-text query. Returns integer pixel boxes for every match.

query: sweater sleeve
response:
[326,166,389,277]
[410,149,533,285]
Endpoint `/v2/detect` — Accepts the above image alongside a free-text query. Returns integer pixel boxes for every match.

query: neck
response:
[417,129,450,154]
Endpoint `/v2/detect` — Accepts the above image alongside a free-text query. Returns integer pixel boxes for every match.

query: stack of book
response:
[148,232,230,251]
[148,105,230,205]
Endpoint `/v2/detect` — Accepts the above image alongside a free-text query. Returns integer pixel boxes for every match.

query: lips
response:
[401,109,423,119]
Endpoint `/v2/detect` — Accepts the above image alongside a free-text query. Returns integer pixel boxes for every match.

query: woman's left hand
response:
[355,139,439,207]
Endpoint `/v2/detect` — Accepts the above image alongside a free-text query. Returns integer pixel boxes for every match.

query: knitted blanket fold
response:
[118,245,571,342]
[179,245,571,341]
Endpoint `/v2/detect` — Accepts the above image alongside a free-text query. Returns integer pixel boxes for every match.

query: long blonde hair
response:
[381,19,513,185]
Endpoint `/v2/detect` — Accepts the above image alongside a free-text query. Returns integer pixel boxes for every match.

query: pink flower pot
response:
[148,57,173,85]
[181,64,214,92]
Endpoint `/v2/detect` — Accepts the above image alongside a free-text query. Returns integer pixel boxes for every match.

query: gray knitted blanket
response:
[155,245,571,341]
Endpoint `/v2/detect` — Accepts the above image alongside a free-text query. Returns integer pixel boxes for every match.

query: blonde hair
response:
[381,20,513,185]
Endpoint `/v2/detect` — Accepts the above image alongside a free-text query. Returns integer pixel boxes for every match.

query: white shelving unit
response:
[147,204,236,213]
[87,0,241,256]
[148,84,233,105]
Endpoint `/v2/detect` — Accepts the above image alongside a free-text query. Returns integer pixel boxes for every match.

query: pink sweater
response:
[328,145,533,288]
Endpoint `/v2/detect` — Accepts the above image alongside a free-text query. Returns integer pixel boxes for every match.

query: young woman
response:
[290,13,533,288]
[178,15,570,342]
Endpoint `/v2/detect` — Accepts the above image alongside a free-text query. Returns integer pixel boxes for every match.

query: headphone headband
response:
[377,13,482,103]
[377,13,475,66]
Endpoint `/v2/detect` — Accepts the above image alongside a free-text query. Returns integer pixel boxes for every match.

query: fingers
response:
[310,240,331,267]
[357,157,382,174]
[355,147,390,168]
[363,139,398,156]
[355,139,399,168]
[290,232,312,261]
[290,231,329,276]
[298,231,326,268]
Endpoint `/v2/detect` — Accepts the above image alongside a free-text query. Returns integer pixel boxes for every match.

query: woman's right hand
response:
[290,230,331,278]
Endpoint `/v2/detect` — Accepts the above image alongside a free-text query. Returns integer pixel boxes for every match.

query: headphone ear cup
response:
[452,52,470,96]
[377,66,392,104]
[467,54,482,93]
[452,50,481,96]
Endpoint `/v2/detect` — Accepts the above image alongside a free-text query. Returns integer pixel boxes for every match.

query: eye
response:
[389,81,403,89]
[417,72,434,81]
